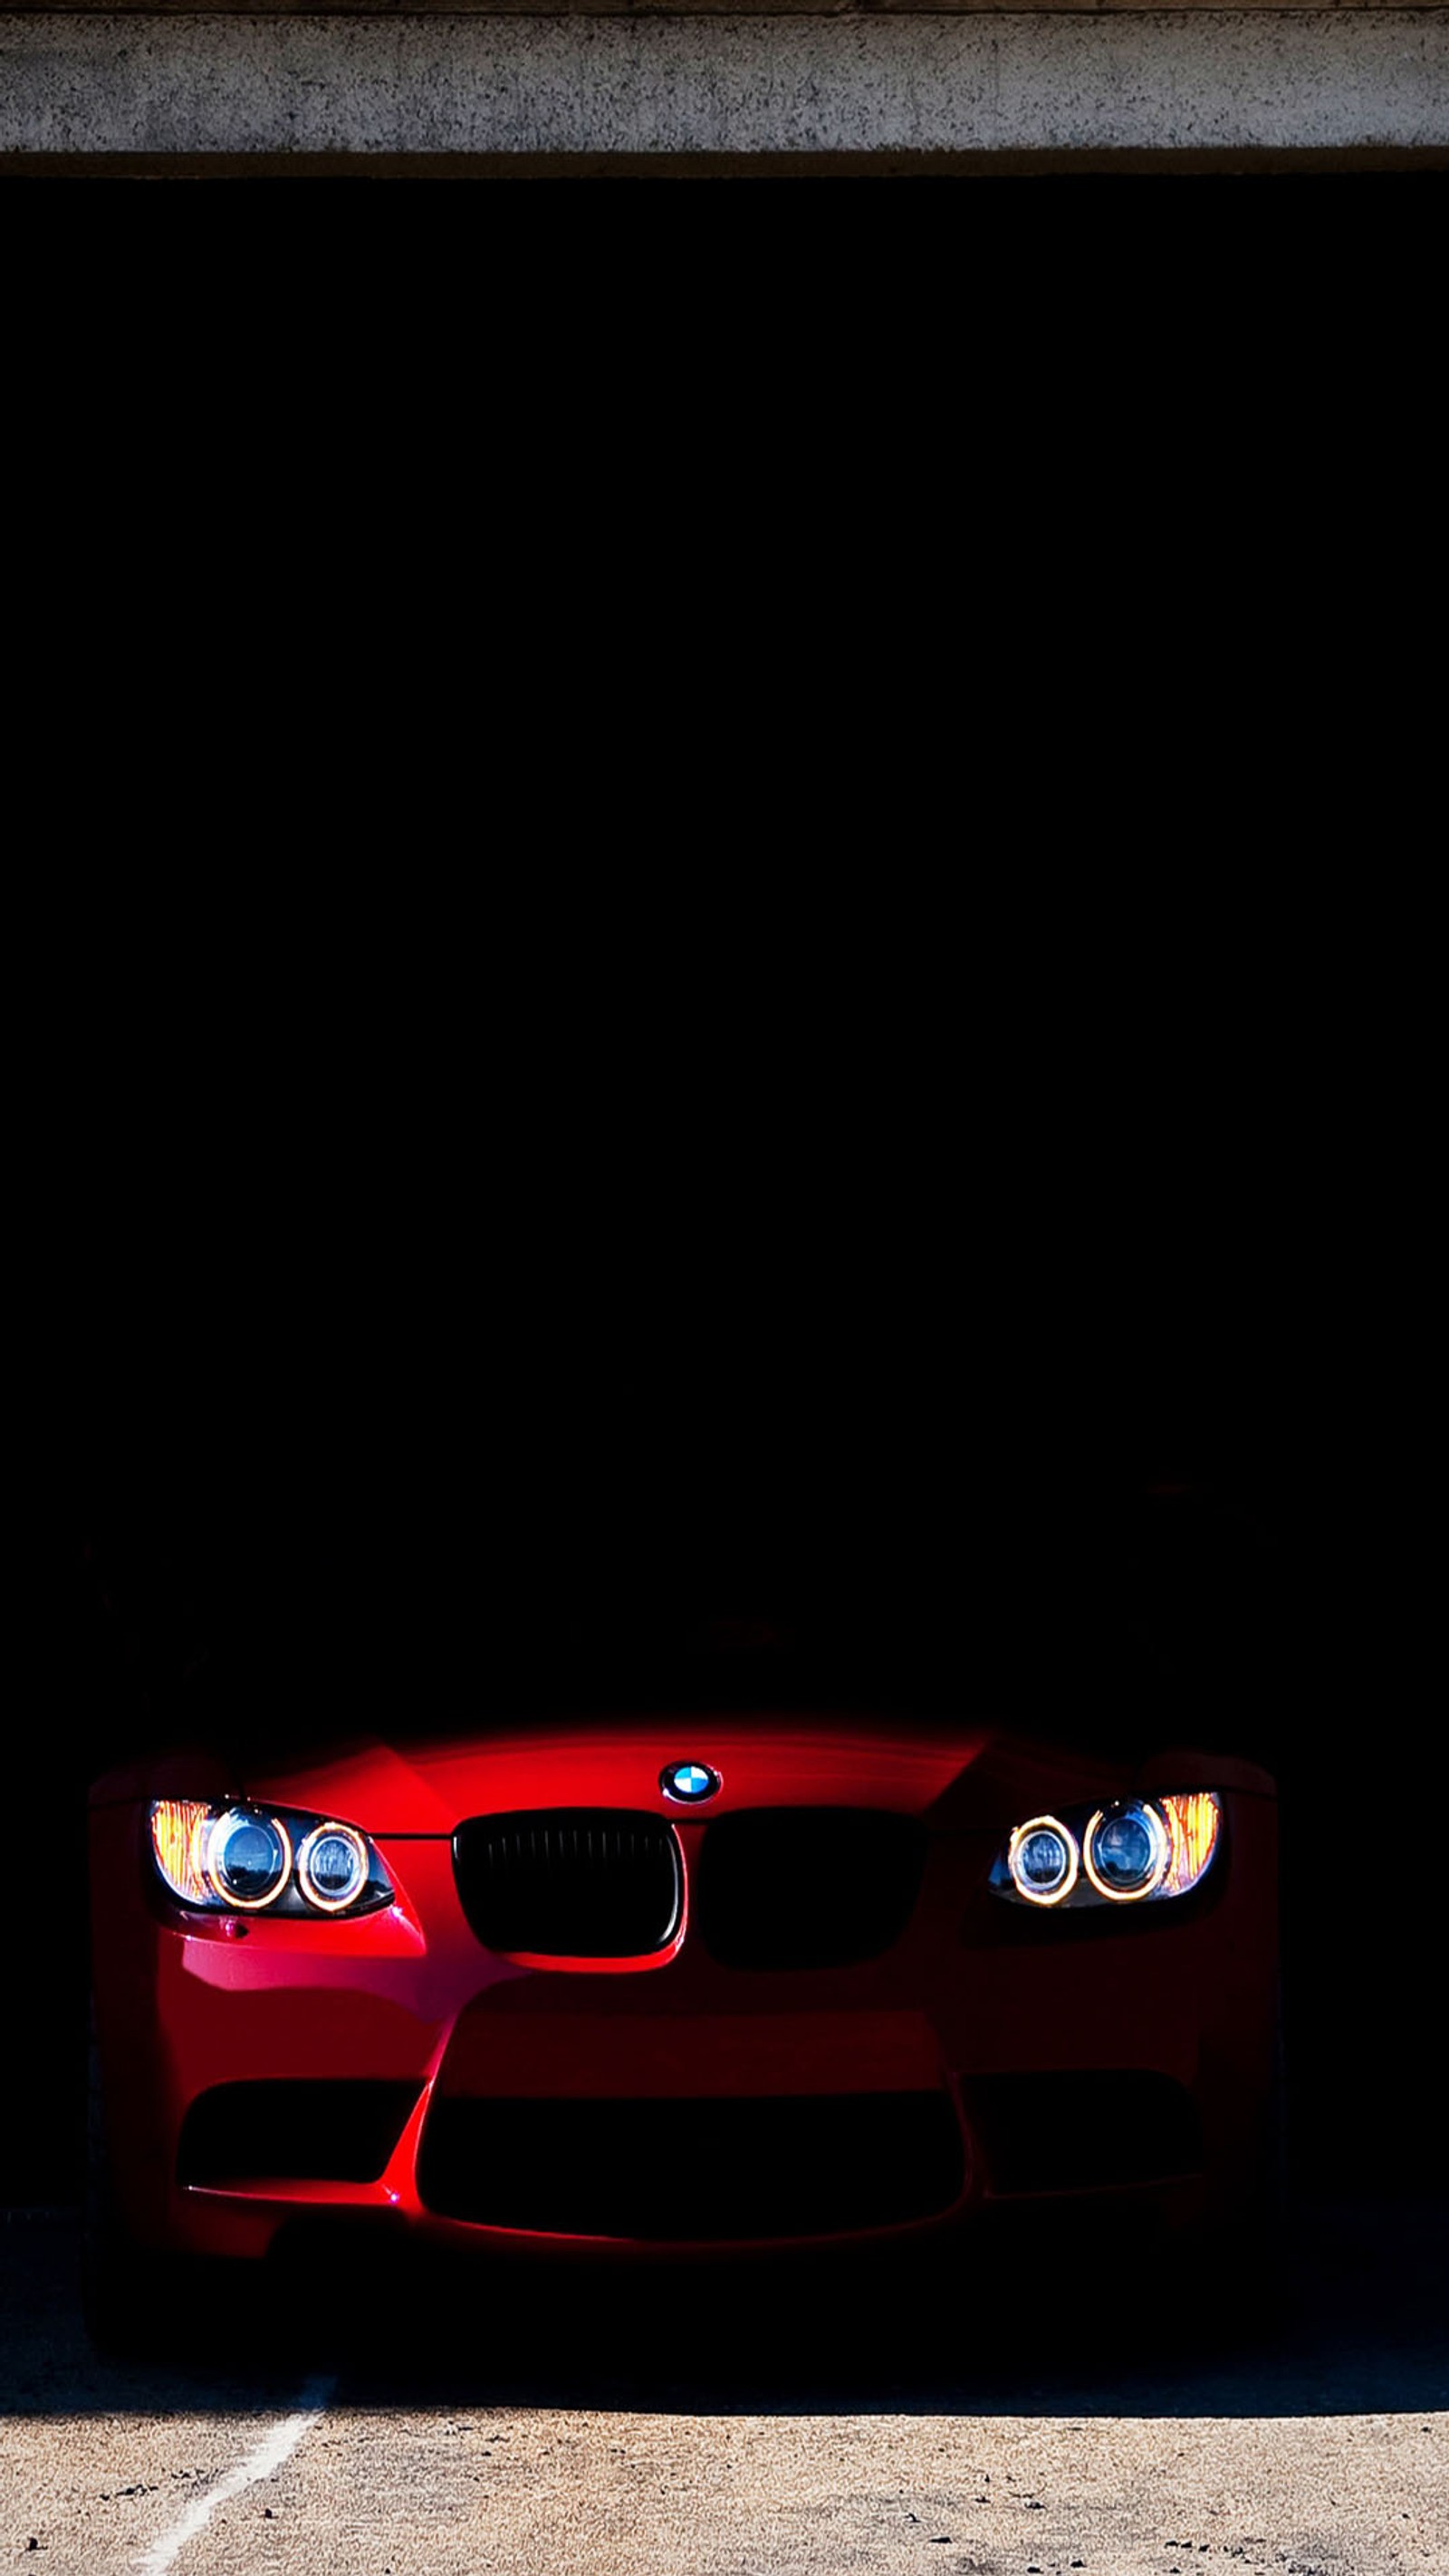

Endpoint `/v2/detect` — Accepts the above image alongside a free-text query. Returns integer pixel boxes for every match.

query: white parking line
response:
[138,2378,334,2576]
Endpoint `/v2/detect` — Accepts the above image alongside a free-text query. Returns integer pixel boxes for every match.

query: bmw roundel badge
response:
[661,1760,721,1804]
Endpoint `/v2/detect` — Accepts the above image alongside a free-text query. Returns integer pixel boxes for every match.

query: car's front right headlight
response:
[149,1799,393,1918]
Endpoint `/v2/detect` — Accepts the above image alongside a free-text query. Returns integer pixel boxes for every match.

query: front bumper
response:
[90,1793,1279,2263]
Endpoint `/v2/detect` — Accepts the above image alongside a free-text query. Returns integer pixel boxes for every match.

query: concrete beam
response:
[2,10,1445,160]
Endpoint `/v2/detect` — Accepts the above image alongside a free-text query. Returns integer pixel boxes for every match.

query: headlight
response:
[295,1821,370,1913]
[990,1790,1221,1910]
[208,1808,293,1910]
[1082,1800,1169,1902]
[1006,1815,1080,1907]
[149,1800,393,1918]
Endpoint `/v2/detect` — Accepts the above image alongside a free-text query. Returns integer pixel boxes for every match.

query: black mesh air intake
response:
[453,1810,683,1958]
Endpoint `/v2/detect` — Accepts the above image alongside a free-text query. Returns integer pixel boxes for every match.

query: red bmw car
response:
[84,1611,1281,2347]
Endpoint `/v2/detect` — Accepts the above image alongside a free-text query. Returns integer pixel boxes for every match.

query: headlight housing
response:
[149,1799,393,1918]
[989,1790,1221,1910]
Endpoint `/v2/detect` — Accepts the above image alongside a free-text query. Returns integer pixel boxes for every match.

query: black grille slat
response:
[417,2092,964,2238]
[453,1809,682,1957]
[696,1807,927,1970]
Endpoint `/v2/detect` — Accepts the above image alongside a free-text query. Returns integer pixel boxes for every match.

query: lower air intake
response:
[963,2071,1203,2194]
[178,2081,421,2186]
[417,2091,964,2238]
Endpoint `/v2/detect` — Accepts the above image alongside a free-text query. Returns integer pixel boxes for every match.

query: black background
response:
[15,796,1441,2216]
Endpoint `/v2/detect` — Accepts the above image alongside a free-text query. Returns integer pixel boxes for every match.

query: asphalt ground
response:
[4,2202,1445,2576]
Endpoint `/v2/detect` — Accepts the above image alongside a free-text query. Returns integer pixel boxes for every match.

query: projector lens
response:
[1083,1800,1170,1901]
[1007,1815,1079,1906]
[206,1809,292,1910]
[297,1822,369,1913]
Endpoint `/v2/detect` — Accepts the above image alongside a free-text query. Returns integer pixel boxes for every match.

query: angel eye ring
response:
[1007,1815,1080,1906]
[295,1821,370,1913]
[1083,1799,1171,1901]
[206,1808,293,1911]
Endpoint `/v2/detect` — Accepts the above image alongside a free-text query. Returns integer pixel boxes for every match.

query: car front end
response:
[87,1712,1280,2282]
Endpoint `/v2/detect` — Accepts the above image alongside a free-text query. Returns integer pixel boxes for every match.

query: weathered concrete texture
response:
[8,0,1444,20]
[5,2208,1449,2576]
[1,9,1445,153]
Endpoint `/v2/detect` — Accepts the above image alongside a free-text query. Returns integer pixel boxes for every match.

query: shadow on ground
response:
[4,2199,1445,2425]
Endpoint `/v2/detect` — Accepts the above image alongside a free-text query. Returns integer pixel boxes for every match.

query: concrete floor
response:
[5,2202,1445,2576]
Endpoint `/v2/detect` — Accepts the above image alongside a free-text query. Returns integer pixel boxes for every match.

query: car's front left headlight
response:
[988,1790,1221,1910]
[149,1799,393,1918]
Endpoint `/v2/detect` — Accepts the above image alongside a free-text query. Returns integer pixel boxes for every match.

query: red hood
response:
[91,1716,1269,1831]
[246,1718,994,1831]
